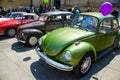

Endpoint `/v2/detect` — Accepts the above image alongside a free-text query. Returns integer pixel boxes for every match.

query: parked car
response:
[35,12,120,76]
[0,13,39,37]
[16,11,73,46]
[0,12,28,22]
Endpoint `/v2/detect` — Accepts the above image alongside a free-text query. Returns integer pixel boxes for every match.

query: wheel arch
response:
[64,42,97,67]
[22,29,43,37]
[6,27,17,33]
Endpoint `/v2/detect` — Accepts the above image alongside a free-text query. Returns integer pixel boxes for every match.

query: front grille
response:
[17,29,22,39]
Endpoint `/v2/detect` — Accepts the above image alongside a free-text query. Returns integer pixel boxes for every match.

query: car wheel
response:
[7,28,16,37]
[27,35,38,46]
[73,53,94,76]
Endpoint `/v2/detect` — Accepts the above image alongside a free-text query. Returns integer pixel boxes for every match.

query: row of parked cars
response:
[0,11,73,46]
[0,12,39,37]
[1,11,120,76]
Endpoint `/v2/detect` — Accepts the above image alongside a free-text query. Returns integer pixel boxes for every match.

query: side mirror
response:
[99,30,106,34]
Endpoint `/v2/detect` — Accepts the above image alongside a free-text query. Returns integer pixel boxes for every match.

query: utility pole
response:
[30,0,33,8]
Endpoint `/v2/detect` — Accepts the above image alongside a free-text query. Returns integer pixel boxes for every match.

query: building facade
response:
[0,0,43,10]
[0,0,120,10]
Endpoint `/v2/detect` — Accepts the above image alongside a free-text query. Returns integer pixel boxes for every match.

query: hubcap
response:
[8,28,16,37]
[81,57,92,74]
[29,36,38,46]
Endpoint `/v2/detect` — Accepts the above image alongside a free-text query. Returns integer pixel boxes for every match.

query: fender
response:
[22,29,43,36]
[61,42,96,67]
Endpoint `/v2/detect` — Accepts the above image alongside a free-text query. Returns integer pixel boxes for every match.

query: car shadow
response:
[0,35,13,41]
[30,59,79,80]
[30,49,120,80]
[11,42,35,52]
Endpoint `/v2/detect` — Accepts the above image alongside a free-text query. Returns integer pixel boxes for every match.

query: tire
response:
[27,35,38,46]
[73,52,94,76]
[6,28,16,37]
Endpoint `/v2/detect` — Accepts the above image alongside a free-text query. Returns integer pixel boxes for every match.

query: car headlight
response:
[38,38,42,45]
[63,51,72,62]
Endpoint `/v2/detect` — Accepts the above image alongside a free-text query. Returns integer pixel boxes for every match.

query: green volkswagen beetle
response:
[35,12,120,76]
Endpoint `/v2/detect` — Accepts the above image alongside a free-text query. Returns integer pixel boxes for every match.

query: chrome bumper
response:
[15,36,26,43]
[35,46,73,71]
[17,39,26,43]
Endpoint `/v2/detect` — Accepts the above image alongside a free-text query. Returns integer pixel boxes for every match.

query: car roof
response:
[80,12,114,20]
[11,12,27,14]
[11,12,37,16]
[40,11,73,16]
[23,13,37,16]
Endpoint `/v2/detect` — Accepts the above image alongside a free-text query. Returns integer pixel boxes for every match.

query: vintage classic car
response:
[16,11,73,46]
[35,12,120,76]
[0,12,28,22]
[0,13,39,37]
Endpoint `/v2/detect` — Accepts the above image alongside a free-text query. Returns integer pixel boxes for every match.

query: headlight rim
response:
[63,51,72,62]
[38,38,42,45]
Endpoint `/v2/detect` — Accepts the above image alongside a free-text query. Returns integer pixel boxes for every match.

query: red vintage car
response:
[0,13,39,37]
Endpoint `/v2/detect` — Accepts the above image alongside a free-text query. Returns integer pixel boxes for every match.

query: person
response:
[111,7,119,18]
[73,6,81,15]
[30,7,35,13]
[86,7,92,12]
[50,6,56,11]
[60,6,67,11]
[72,6,81,24]
[44,4,49,12]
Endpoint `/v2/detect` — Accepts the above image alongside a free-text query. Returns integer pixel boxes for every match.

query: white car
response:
[0,12,38,22]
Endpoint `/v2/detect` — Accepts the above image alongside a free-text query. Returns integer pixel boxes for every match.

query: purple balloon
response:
[100,2,112,16]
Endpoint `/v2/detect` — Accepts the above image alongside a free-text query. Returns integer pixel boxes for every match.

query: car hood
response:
[18,21,45,30]
[0,19,20,27]
[42,27,95,56]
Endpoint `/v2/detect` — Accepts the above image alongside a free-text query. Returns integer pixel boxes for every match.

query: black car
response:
[16,11,73,46]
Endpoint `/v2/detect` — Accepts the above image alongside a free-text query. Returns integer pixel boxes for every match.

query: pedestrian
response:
[86,7,92,12]
[30,7,35,13]
[44,4,49,12]
[111,7,119,18]
[50,6,56,11]
[60,6,67,11]
[73,5,81,15]
[39,5,43,14]
[72,6,81,23]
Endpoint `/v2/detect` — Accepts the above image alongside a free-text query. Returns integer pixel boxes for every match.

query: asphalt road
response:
[0,35,120,80]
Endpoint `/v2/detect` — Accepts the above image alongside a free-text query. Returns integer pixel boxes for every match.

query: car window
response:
[71,15,98,32]
[113,19,119,30]
[9,13,23,19]
[64,15,73,21]
[24,15,34,20]
[39,15,48,21]
[50,15,62,21]
[100,19,112,32]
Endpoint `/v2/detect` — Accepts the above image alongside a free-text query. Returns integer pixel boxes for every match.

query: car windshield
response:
[70,15,98,32]
[39,15,48,21]
[8,13,23,19]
